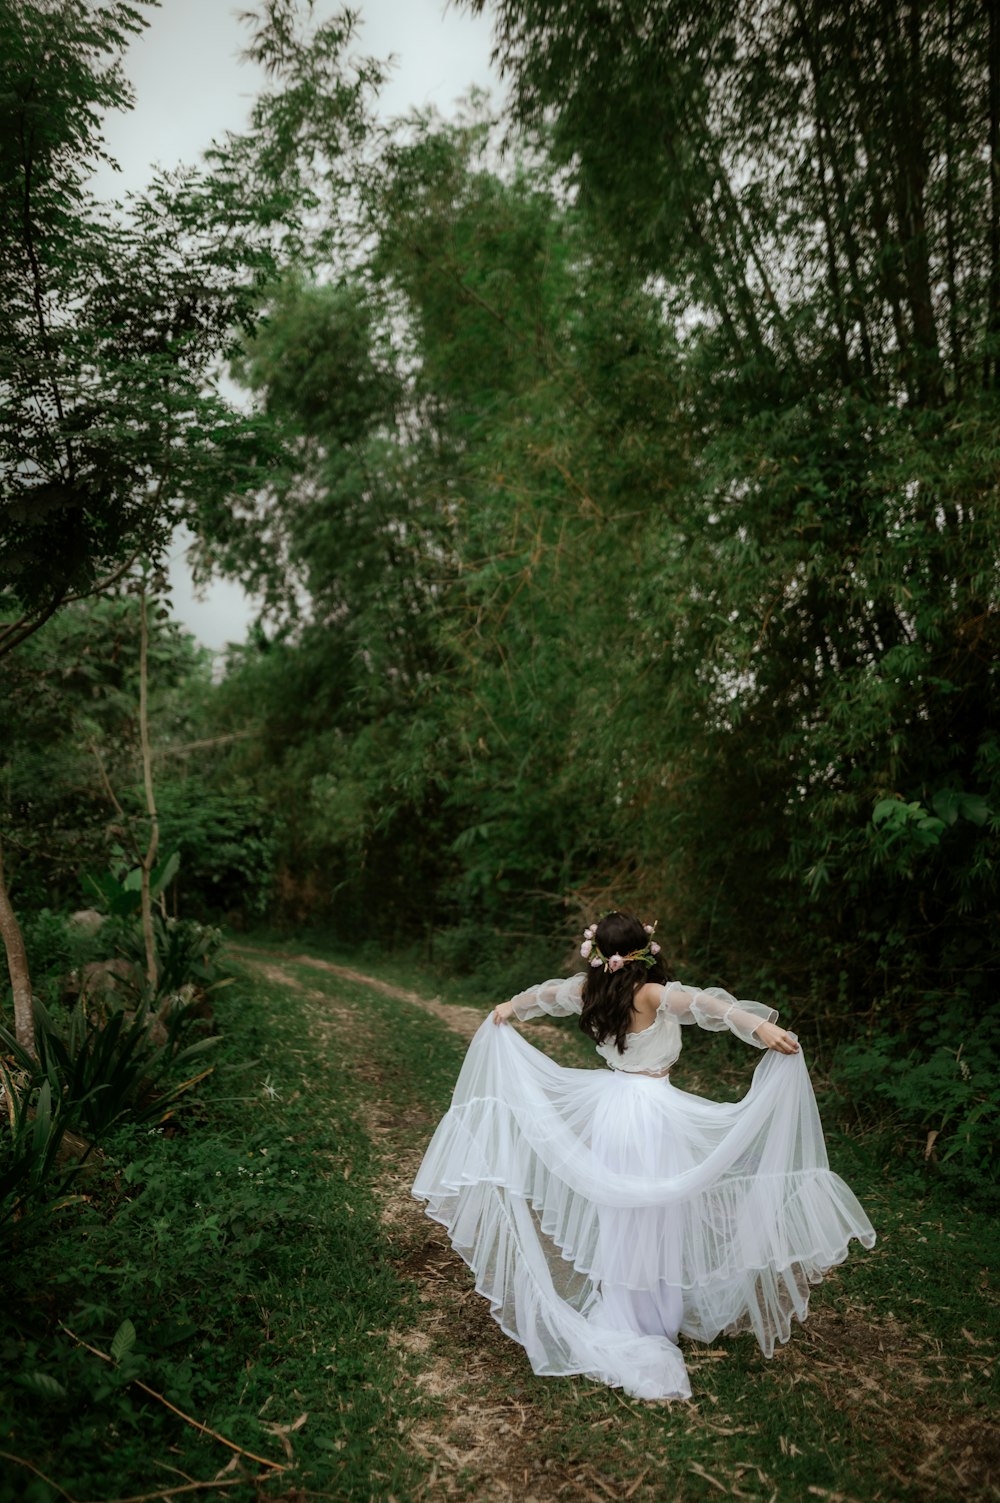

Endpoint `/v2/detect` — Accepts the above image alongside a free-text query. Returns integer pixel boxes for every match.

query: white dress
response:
[412,974,876,1401]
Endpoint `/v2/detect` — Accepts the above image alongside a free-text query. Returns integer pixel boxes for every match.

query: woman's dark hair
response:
[579,910,671,1054]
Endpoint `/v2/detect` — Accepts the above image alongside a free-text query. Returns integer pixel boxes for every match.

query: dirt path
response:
[229,943,486,1040]
[231,944,597,1501]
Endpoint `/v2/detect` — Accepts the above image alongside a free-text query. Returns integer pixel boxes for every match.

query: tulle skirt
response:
[412,1019,876,1401]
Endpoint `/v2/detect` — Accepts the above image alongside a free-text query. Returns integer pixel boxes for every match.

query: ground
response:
[224,944,1000,1503]
[4,943,993,1502]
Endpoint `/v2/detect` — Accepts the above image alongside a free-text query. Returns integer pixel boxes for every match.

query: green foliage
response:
[0,964,420,1503]
[0,1070,80,1234]
[833,1002,1000,1200]
[113,913,228,1000]
[0,592,273,946]
[0,908,226,1238]
[0,0,282,655]
[191,3,1000,1112]
[0,595,214,915]
[870,798,948,874]
[0,995,219,1143]
[432,919,565,999]
[86,851,180,918]
[17,909,107,1003]
[154,777,277,919]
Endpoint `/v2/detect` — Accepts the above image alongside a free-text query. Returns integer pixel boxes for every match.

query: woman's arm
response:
[493,974,585,1024]
[659,982,798,1051]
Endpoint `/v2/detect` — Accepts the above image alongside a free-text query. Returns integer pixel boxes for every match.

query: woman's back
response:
[594,988,682,1074]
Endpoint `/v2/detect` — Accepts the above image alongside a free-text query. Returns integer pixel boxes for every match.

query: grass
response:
[1,935,997,1503]
[0,959,423,1503]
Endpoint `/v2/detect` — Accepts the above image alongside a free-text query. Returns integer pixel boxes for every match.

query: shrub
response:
[154,777,277,919]
[0,1071,81,1234]
[0,996,220,1144]
[19,908,107,1009]
[431,919,563,999]
[114,914,228,1001]
[832,997,1000,1200]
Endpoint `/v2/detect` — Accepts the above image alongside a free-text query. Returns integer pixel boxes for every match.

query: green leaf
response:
[872,798,900,827]
[18,1371,68,1400]
[956,792,990,828]
[111,1318,137,1362]
[150,849,181,898]
[931,789,991,828]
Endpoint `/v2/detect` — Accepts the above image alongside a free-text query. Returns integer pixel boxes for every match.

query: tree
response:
[113,0,995,1055]
[201,99,692,959]
[450,0,1000,1017]
[0,0,285,657]
[0,0,291,1045]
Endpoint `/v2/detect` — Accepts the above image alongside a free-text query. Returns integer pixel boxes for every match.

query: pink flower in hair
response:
[580,940,593,959]
[607,953,624,972]
[650,941,661,955]
[590,955,603,968]
[644,924,654,934]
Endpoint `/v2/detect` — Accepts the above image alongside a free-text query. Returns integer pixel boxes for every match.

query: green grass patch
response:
[0,961,422,1503]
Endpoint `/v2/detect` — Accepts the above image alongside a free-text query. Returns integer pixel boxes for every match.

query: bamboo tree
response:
[987,0,1000,387]
[137,583,160,992]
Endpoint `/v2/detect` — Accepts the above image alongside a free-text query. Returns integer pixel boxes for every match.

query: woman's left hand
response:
[756,1022,800,1054]
[492,1000,517,1025]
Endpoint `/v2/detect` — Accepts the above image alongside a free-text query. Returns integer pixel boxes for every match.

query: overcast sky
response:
[99,0,500,654]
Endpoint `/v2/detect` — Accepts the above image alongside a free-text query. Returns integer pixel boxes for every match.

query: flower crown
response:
[580,921,661,973]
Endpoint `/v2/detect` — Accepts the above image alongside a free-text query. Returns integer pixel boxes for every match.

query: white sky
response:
[98,0,500,653]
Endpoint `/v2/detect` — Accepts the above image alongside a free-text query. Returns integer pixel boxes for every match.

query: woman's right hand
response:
[492,1000,517,1025]
[756,1022,800,1054]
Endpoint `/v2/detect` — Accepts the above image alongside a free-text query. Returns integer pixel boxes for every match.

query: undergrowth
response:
[0,962,420,1503]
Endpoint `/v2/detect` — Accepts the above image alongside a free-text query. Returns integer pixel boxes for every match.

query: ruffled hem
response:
[423,1183,692,1401]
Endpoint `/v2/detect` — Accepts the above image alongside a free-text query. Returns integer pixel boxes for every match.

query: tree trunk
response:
[0,836,34,1055]
[940,0,965,394]
[796,0,874,384]
[987,0,1000,387]
[138,587,159,994]
[895,0,943,402]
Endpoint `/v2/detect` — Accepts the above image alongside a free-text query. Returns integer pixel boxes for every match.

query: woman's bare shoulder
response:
[632,981,663,1021]
[635,980,665,1001]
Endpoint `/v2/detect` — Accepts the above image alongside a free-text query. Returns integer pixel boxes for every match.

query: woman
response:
[412,910,875,1400]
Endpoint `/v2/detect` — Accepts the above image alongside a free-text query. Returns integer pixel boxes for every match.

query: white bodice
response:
[594,1001,683,1074]
[509,973,778,1073]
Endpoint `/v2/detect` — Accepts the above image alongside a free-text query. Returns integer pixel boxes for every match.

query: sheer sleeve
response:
[509,974,586,1021]
[659,981,778,1048]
